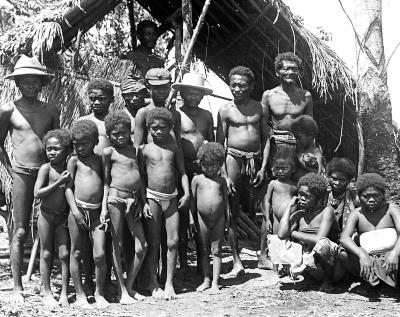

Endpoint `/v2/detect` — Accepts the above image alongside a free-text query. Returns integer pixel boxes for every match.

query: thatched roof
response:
[0,0,358,164]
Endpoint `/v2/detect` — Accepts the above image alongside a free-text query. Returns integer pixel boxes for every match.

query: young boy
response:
[278,173,344,292]
[101,111,147,304]
[34,129,72,308]
[139,107,190,300]
[65,120,109,309]
[340,173,400,288]
[291,115,324,181]
[258,149,297,269]
[191,142,230,294]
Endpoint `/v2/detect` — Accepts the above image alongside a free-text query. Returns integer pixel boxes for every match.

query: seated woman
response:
[326,157,358,231]
[291,115,324,181]
[278,173,345,292]
[340,173,400,288]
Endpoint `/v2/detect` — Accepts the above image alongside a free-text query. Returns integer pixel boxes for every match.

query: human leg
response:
[126,213,147,300]
[54,218,70,307]
[145,199,164,298]
[10,172,35,300]
[225,155,244,276]
[38,212,59,307]
[68,212,92,309]
[82,233,95,294]
[107,201,135,305]
[91,226,110,308]
[164,199,179,300]
[196,214,211,292]
[258,196,273,270]
[178,204,189,272]
[210,215,225,294]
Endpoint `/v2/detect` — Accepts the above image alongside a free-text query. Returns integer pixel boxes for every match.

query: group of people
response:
[1,43,400,311]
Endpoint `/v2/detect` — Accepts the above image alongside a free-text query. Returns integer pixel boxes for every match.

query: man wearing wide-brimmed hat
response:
[0,54,59,302]
[172,72,215,272]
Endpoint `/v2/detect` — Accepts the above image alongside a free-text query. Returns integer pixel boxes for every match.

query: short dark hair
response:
[71,120,98,142]
[291,115,318,138]
[146,107,173,128]
[43,128,72,152]
[87,78,114,98]
[229,66,255,84]
[298,172,328,198]
[105,111,131,136]
[356,173,385,195]
[197,142,225,166]
[272,148,297,169]
[274,52,302,71]
[137,20,158,36]
[326,157,355,180]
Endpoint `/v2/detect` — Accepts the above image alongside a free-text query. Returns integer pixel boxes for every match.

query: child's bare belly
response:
[74,176,103,203]
[197,198,224,225]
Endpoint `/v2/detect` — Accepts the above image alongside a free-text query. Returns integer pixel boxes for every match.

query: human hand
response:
[73,212,89,231]
[188,214,196,238]
[226,177,236,195]
[289,196,299,207]
[385,250,399,275]
[266,221,272,234]
[178,195,190,209]
[253,170,265,187]
[57,171,70,185]
[100,208,108,224]
[359,251,373,280]
[143,203,152,219]
[225,209,232,231]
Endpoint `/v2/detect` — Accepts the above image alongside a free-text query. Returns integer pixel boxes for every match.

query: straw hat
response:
[5,55,54,80]
[172,73,213,95]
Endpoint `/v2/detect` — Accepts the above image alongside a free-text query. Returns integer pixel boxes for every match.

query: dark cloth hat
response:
[120,78,147,94]
[145,68,171,86]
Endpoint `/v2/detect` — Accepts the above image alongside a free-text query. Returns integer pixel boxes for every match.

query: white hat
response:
[172,73,213,95]
[5,55,54,80]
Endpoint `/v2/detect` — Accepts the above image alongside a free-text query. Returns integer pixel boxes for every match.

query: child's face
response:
[123,91,146,113]
[73,136,96,158]
[17,75,43,99]
[295,133,313,148]
[88,89,112,116]
[272,158,294,180]
[359,186,385,212]
[298,185,319,210]
[46,137,67,164]
[148,119,170,141]
[200,160,220,178]
[109,123,130,148]
[329,171,350,194]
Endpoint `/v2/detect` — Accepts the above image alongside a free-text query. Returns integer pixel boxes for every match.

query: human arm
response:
[222,178,231,230]
[254,101,272,187]
[50,104,60,129]
[190,177,198,233]
[34,164,70,198]
[385,204,400,274]
[260,91,273,167]
[176,146,190,209]
[278,196,299,240]
[137,147,151,218]
[0,103,13,177]
[100,148,112,224]
[313,147,324,175]
[65,157,89,231]
[206,112,215,142]
[304,91,313,118]
[133,108,146,149]
[262,182,274,233]
[339,209,373,278]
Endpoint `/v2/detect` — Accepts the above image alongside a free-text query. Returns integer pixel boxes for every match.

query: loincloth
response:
[146,188,178,212]
[226,147,261,183]
[12,161,40,178]
[270,129,296,146]
[40,204,68,228]
[75,199,102,231]
[107,187,141,221]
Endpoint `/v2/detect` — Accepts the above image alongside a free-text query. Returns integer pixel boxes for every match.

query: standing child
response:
[290,115,324,181]
[34,129,72,308]
[191,142,230,294]
[139,107,190,300]
[258,149,297,269]
[65,120,109,309]
[101,111,147,304]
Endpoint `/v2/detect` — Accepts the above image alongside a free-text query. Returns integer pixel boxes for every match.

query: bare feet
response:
[10,291,24,304]
[128,290,145,301]
[119,293,136,305]
[258,255,274,270]
[163,284,177,300]
[43,293,59,309]
[73,297,93,310]
[95,294,110,309]
[196,280,211,292]
[319,280,334,293]
[151,287,165,299]
[226,265,245,278]
[59,294,69,307]
[209,284,221,295]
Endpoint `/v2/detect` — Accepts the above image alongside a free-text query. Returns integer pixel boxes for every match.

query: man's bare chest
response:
[269,94,307,116]
[11,107,53,136]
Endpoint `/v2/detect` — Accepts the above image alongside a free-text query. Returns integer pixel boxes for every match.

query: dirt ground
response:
[1,233,400,317]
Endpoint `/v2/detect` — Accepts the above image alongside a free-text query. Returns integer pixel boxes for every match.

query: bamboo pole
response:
[126,0,136,50]
[182,0,193,72]
[25,233,39,281]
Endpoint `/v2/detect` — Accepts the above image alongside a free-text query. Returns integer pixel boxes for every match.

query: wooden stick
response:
[237,226,248,239]
[182,0,193,69]
[239,212,261,236]
[237,218,259,241]
[25,233,39,281]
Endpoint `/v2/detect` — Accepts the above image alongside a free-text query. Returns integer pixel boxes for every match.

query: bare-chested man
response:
[172,72,214,271]
[217,66,270,276]
[0,55,59,302]
[261,52,313,163]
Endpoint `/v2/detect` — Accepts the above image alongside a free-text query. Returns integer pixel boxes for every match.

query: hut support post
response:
[127,0,136,50]
[182,0,193,72]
